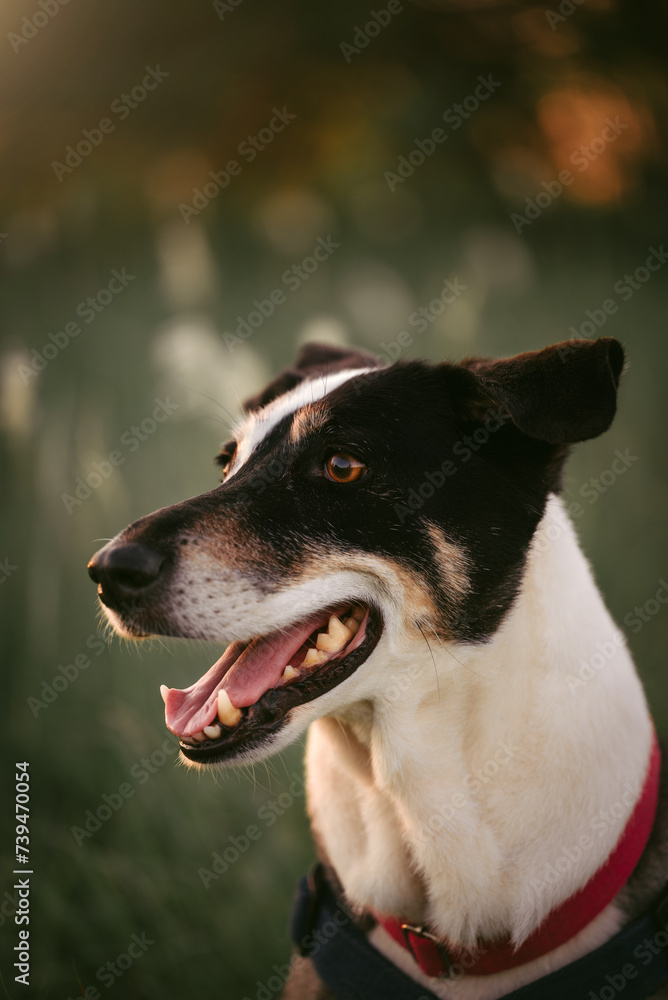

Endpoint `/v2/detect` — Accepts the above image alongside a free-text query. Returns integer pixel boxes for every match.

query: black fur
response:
[92,337,625,647]
[243,342,383,412]
[217,338,625,643]
[88,337,668,999]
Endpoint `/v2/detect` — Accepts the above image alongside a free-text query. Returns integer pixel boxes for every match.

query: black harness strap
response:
[291,865,439,1000]
[290,865,668,1000]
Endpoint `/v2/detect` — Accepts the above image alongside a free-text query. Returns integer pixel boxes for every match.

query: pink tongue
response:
[164,615,326,736]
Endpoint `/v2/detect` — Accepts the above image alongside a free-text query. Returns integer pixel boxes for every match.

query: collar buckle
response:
[400,922,456,978]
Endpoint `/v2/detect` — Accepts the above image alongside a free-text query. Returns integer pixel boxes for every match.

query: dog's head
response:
[88,338,624,766]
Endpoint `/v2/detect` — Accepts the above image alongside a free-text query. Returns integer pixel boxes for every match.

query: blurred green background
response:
[1,0,667,996]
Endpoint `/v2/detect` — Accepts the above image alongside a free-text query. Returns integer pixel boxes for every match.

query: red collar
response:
[376,732,661,979]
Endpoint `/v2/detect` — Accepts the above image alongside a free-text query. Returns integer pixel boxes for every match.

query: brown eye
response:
[325,453,367,484]
[216,440,237,480]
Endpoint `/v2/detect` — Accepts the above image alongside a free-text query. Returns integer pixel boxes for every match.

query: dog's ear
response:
[292,342,380,373]
[243,342,382,412]
[456,338,625,444]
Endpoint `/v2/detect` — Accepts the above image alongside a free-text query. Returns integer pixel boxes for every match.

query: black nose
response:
[88,542,167,606]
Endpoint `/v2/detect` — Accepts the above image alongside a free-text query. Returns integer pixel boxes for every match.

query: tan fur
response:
[289,402,330,444]
[426,523,471,601]
[299,548,443,641]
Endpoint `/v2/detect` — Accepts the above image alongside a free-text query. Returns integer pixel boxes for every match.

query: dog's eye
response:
[216,440,237,480]
[325,454,367,484]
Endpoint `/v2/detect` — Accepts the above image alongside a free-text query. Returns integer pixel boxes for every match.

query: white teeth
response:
[217,689,242,727]
[172,609,369,737]
[316,615,353,653]
[160,684,169,703]
[302,648,329,668]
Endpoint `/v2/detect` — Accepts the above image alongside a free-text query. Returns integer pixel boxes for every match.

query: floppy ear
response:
[243,342,382,412]
[458,338,625,444]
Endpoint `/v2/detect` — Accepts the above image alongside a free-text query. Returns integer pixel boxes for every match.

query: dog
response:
[88,339,668,1000]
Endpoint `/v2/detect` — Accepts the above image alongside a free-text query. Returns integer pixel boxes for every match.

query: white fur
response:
[225,367,374,482]
[301,497,652,998]
[166,492,651,997]
[111,459,651,996]
[99,347,653,995]
[163,552,424,643]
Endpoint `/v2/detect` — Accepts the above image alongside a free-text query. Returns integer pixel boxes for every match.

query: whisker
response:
[193,388,238,429]
[431,628,486,680]
[416,621,440,700]
[221,372,246,417]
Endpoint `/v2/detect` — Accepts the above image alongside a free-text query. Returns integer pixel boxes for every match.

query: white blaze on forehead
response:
[225,367,375,481]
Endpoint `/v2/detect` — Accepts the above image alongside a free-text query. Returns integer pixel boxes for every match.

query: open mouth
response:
[160,602,383,764]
